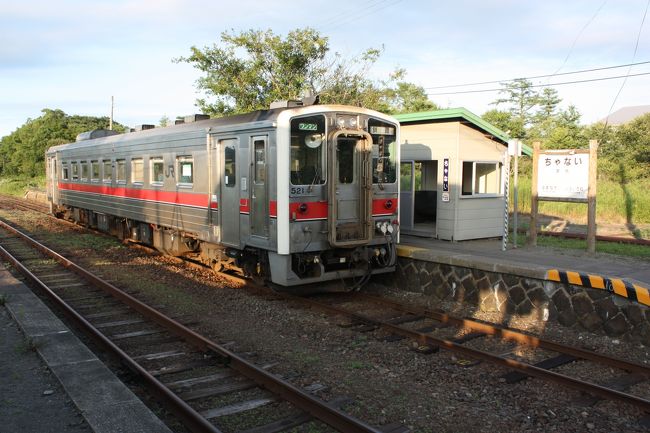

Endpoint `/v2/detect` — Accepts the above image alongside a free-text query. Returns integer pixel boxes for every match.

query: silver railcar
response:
[46,103,400,290]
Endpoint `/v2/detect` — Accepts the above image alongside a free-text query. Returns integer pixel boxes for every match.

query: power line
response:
[550,0,608,77]
[604,0,650,124]
[426,71,650,96]
[321,0,403,31]
[423,60,650,90]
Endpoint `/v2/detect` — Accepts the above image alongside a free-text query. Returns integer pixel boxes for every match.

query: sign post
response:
[529,141,598,252]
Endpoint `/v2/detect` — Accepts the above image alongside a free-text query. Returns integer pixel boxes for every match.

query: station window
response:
[177,156,193,185]
[131,158,144,183]
[91,161,100,181]
[80,161,89,181]
[116,159,126,183]
[151,157,164,184]
[62,164,69,181]
[71,161,79,181]
[462,161,503,196]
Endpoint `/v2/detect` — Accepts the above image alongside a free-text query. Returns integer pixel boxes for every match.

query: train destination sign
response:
[537,150,590,201]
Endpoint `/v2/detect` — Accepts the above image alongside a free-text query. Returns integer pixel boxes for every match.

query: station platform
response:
[0,263,172,433]
[398,234,650,306]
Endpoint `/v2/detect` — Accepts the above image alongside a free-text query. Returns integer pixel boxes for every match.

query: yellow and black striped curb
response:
[547,269,650,307]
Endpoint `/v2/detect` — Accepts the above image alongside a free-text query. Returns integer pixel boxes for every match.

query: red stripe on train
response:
[58,182,209,208]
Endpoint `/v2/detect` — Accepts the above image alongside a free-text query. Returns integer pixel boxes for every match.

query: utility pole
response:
[109,96,114,130]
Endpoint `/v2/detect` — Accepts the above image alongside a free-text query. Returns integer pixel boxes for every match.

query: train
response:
[45,99,400,291]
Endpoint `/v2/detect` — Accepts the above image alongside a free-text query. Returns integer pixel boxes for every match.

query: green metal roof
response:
[394,107,533,156]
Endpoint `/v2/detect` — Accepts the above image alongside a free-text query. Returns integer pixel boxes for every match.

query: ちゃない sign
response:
[537,150,590,200]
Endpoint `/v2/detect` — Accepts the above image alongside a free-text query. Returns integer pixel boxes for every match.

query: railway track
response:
[3,194,650,425]
[0,218,408,433]
[278,290,650,414]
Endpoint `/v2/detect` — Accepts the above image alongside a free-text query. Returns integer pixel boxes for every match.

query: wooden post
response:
[529,142,540,246]
[587,140,598,253]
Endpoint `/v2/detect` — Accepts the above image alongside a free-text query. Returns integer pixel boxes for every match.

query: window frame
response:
[102,160,112,183]
[71,161,79,181]
[80,160,89,181]
[131,158,144,184]
[290,114,327,187]
[461,160,503,197]
[90,160,100,182]
[150,157,164,186]
[116,159,127,184]
[176,155,194,187]
[62,163,69,181]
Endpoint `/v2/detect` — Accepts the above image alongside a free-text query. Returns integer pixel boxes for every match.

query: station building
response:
[396,108,512,241]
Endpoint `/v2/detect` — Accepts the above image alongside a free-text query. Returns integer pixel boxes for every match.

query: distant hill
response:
[601,105,650,125]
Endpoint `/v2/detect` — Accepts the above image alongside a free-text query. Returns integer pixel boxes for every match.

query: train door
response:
[328,130,373,247]
[250,136,269,238]
[47,155,58,208]
[216,138,240,247]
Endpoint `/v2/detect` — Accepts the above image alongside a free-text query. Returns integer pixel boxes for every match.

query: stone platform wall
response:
[381,257,650,346]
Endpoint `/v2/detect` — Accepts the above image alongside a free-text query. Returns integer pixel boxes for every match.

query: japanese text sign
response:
[537,150,589,200]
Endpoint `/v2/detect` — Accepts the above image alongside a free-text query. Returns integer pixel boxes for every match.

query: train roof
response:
[47,104,400,155]
[47,108,285,154]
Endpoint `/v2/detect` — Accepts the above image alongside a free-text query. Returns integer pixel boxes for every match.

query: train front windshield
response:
[369,119,397,184]
[290,115,326,186]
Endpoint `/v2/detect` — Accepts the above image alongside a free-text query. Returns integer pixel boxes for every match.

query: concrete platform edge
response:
[0,264,173,433]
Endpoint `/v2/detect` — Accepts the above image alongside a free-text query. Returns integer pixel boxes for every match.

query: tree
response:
[176,27,437,115]
[491,78,540,139]
[0,109,125,177]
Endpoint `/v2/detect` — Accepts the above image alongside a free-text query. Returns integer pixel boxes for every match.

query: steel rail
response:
[286,292,650,412]
[0,219,383,433]
[0,244,222,433]
[356,293,650,376]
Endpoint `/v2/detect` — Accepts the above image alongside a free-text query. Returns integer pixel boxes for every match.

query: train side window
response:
[177,156,193,185]
[103,160,112,183]
[131,158,144,184]
[62,164,69,181]
[151,157,164,185]
[116,159,126,184]
[71,161,79,181]
[224,145,236,187]
[91,161,100,181]
[80,161,89,181]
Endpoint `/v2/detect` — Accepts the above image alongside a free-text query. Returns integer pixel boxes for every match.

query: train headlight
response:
[347,117,358,128]
[336,117,346,129]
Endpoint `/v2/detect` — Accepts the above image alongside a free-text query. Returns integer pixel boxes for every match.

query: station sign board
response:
[537,149,590,201]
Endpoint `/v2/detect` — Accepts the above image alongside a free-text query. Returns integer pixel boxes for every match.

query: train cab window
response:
[116,159,126,184]
[91,161,100,181]
[290,115,326,186]
[131,158,144,184]
[71,161,79,181]
[103,160,112,182]
[151,157,164,184]
[368,119,397,184]
[177,156,193,185]
[62,164,69,181]
[80,161,89,181]
[224,144,236,187]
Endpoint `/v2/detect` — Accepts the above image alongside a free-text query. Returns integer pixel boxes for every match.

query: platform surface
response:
[0,263,173,433]
[399,234,650,289]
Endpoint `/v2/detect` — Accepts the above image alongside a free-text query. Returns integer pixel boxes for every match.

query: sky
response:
[1,0,649,138]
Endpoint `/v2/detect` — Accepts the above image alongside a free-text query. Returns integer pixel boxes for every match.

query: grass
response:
[0,176,45,197]
[515,234,650,259]
[513,176,650,224]
[15,336,38,354]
